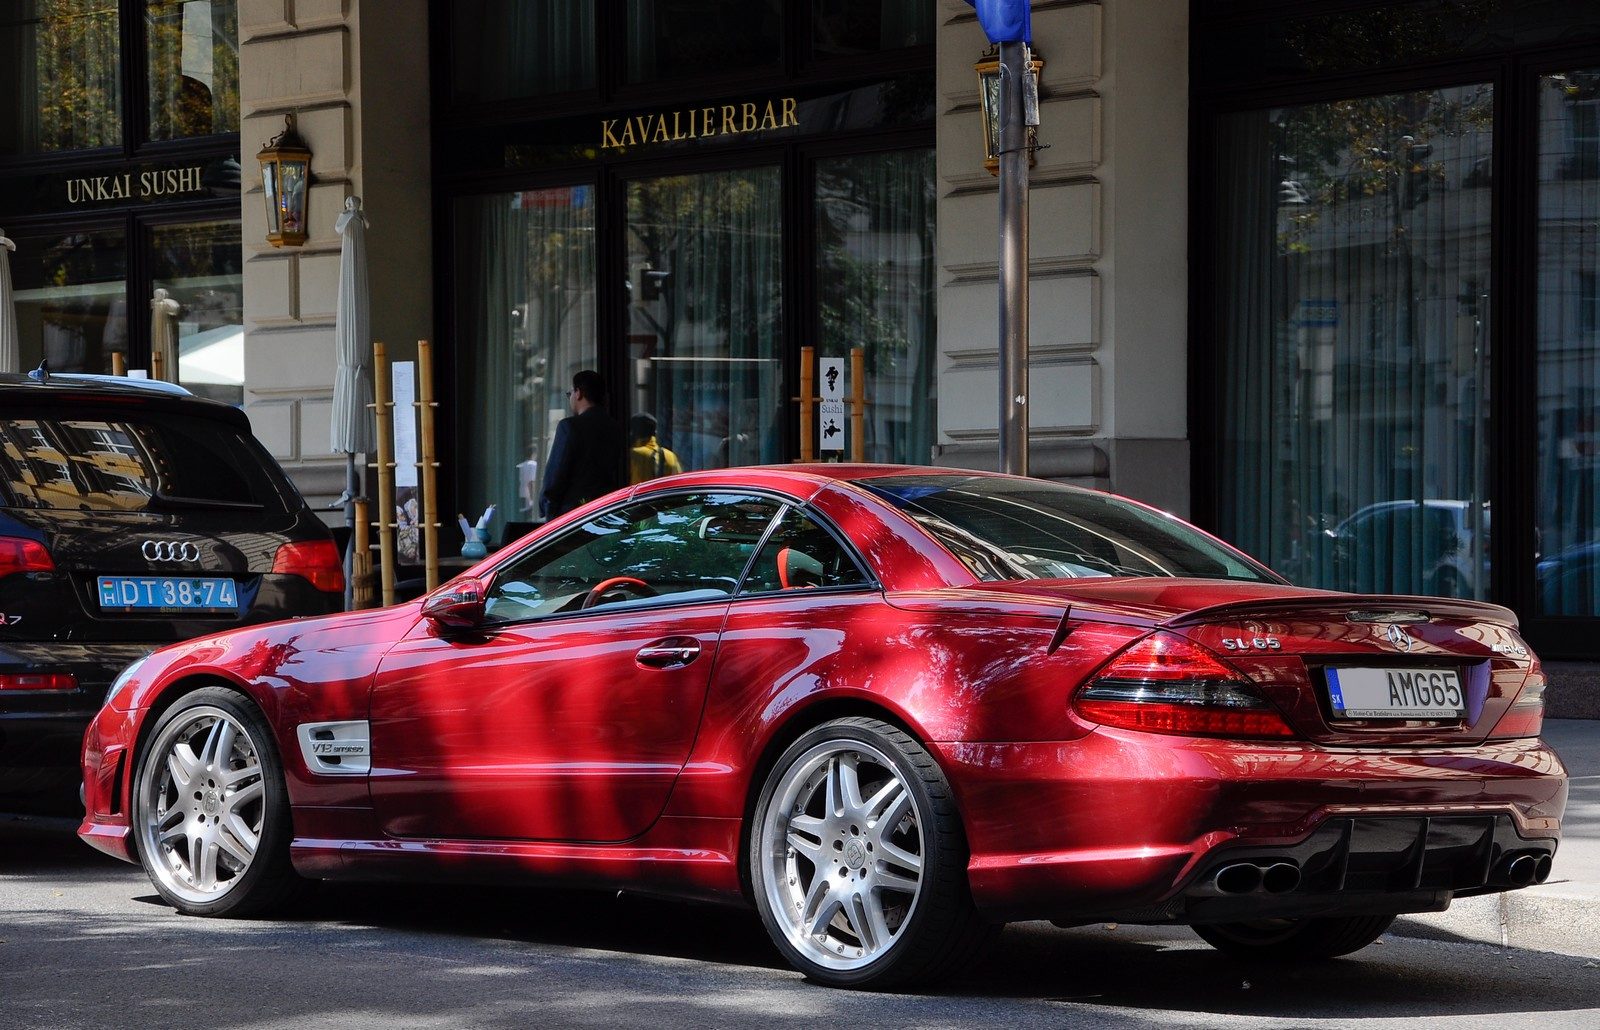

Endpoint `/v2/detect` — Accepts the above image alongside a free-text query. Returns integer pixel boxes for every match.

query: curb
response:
[1391,884,1600,960]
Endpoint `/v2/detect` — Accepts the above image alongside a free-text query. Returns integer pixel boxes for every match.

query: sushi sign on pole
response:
[819,357,845,452]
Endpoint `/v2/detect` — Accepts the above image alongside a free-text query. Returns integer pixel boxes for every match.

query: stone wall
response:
[238,0,433,519]
[933,0,1191,516]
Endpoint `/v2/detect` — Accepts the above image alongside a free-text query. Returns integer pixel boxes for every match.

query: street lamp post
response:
[997,40,1033,476]
[970,0,1039,476]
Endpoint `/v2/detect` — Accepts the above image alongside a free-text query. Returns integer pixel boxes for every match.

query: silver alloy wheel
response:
[757,736,925,974]
[135,703,267,906]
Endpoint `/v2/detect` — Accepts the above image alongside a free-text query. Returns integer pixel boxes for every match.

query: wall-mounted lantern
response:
[257,114,311,247]
[975,46,1044,176]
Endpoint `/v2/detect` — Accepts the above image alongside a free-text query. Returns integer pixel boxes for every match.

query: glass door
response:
[622,167,784,479]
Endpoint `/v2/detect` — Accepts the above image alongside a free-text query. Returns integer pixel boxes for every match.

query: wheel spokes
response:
[768,739,930,969]
[142,707,269,901]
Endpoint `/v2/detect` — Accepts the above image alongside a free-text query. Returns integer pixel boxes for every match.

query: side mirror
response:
[421,577,486,629]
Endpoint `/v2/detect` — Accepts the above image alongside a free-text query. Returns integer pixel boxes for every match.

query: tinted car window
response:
[484,492,781,622]
[742,508,868,592]
[0,412,291,513]
[859,475,1277,583]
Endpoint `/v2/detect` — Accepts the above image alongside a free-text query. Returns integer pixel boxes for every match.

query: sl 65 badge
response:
[1221,636,1281,651]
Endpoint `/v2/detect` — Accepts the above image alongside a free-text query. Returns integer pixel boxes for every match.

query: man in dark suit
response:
[539,369,627,520]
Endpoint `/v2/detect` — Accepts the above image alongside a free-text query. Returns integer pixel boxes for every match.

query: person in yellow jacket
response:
[629,412,682,484]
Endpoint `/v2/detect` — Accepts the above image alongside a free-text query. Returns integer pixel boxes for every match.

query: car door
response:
[367,491,782,843]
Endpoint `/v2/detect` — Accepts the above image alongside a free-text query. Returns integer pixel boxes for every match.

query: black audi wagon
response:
[1,371,344,815]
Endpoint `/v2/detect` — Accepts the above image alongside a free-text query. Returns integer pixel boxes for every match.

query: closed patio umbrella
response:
[151,287,181,382]
[331,196,374,608]
[0,230,17,374]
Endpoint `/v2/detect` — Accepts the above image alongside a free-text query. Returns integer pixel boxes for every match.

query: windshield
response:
[858,475,1279,583]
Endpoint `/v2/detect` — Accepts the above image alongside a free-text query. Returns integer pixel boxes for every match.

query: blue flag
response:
[965,0,1031,43]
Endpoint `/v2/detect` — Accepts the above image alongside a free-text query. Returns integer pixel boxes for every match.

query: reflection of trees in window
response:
[22,0,124,152]
[146,0,240,140]
[1274,89,1493,255]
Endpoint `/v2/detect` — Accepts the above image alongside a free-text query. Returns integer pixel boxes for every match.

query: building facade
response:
[5,1,1600,674]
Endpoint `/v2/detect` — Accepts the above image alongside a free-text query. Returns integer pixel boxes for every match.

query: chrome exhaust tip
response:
[1534,854,1554,884]
[1502,853,1538,887]
[1214,862,1264,895]
[1260,861,1301,894]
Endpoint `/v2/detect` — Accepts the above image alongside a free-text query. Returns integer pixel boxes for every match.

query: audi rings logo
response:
[1385,622,1414,652]
[142,540,201,563]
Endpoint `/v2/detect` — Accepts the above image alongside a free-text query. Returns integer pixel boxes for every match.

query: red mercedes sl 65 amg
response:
[78,466,1568,988]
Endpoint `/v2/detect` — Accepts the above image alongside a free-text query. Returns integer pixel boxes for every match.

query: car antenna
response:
[28,359,49,384]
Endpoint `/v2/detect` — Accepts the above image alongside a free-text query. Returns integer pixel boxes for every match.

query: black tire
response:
[1192,914,1396,960]
[130,686,303,917]
[749,716,995,989]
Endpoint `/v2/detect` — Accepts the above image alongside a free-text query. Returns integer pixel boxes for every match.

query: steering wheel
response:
[580,576,656,610]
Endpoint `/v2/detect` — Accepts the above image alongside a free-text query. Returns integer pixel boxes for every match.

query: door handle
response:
[635,637,701,669]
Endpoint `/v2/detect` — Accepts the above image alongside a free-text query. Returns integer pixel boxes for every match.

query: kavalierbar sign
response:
[601,97,798,150]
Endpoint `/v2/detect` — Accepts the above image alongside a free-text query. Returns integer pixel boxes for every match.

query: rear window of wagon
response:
[0,410,293,513]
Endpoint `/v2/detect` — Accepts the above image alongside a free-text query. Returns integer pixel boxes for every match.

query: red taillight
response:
[0,672,78,691]
[1074,632,1296,738]
[272,539,345,594]
[1490,673,1547,740]
[0,536,55,577]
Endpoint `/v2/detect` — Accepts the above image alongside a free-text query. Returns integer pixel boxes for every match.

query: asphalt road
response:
[2,821,1597,1030]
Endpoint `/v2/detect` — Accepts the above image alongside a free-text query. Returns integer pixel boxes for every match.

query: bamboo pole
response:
[352,499,373,609]
[417,339,440,591]
[849,347,865,463]
[797,345,815,463]
[372,341,397,606]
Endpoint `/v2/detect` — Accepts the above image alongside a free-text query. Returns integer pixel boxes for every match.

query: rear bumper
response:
[935,730,1568,924]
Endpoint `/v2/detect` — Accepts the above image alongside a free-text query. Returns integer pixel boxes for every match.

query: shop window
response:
[454,187,599,525]
[624,0,782,86]
[811,0,933,59]
[448,0,595,103]
[145,0,240,141]
[0,1,124,156]
[6,225,129,374]
[1536,69,1600,616]
[813,148,936,465]
[625,168,785,471]
[1210,86,1495,599]
[151,219,243,404]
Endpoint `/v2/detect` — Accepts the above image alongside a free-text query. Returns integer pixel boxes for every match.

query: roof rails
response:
[23,360,192,396]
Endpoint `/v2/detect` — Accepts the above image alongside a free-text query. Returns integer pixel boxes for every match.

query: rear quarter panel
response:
[662,591,1143,820]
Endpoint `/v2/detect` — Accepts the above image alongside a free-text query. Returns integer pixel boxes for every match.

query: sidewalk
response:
[1391,717,1600,959]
